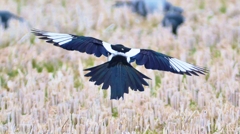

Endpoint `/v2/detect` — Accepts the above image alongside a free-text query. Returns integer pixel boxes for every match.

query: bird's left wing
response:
[130,49,207,76]
[32,29,113,57]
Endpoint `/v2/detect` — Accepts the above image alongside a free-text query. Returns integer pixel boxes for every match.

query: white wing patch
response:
[102,41,117,54]
[125,48,140,57]
[52,37,72,43]
[47,35,72,39]
[169,58,195,72]
[42,32,73,45]
[58,39,72,45]
[43,32,69,36]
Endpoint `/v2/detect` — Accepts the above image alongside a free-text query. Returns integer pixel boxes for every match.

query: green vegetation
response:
[155,75,161,87]
[199,1,205,9]
[219,0,227,13]
[111,107,118,118]
[85,57,95,68]
[0,75,7,89]
[61,0,66,7]
[30,35,35,45]
[103,90,108,99]
[189,47,197,56]
[32,59,63,74]
[210,46,221,59]
[7,69,19,78]
[0,41,11,49]
[189,100,198,110]
[145,130,159,134]
[74,78,83,89]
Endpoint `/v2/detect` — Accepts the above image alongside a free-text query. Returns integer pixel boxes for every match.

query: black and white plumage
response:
[32,29,207,99]
[0,10,24,29]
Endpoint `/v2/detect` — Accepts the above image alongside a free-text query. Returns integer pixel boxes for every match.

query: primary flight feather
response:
[32,29,207,99]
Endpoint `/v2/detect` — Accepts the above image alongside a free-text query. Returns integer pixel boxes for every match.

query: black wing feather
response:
[31,29,109,57]
[131,49,208,76]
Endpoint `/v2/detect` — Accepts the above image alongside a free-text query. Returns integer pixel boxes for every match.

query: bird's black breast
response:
[111,44,131,53]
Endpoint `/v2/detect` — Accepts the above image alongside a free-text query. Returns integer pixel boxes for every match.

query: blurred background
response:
[0,0,240,133]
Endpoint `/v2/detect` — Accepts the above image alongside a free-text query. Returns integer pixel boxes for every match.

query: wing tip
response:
[31,28,46,36]
[181,67,208,76]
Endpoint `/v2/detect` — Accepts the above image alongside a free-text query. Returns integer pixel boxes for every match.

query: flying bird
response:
[0,10,24,29]
[32,29,207,99]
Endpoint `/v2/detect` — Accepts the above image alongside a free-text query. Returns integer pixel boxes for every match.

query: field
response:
[0,0,240,133]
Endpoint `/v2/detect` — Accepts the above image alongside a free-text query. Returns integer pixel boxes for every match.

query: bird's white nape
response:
[169,58,196,72]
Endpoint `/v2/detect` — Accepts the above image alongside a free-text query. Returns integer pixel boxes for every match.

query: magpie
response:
[32,29,207,99]
[0,10,24,29]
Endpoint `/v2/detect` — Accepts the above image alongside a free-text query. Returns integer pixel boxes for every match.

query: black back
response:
[111,44,131,53]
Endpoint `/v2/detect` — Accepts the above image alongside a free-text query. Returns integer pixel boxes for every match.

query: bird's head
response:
[112,44,131,53]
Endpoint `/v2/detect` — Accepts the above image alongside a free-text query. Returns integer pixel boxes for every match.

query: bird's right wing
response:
[32,29,113,57]
[131,49,207,76]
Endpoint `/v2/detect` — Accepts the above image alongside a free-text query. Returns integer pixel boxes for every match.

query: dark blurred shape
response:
[114,0,184,35]
[115,1,148,17]
[162,12,184,35]
[0,10,24,29]
[164,1,183,14]
[114,0,183,17]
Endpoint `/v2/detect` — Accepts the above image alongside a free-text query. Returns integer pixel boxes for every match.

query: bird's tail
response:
[84,56,150,100]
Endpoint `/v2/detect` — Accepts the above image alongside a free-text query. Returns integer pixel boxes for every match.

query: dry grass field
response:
[0,0,240,133]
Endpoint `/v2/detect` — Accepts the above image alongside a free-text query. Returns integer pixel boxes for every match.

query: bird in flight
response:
[32,29,207,99]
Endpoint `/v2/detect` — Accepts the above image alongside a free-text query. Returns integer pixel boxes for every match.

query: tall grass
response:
[0,0,239,133]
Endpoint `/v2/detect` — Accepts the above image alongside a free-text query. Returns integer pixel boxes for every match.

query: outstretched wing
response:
[31,29,111,57]
[131,49,207,76]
